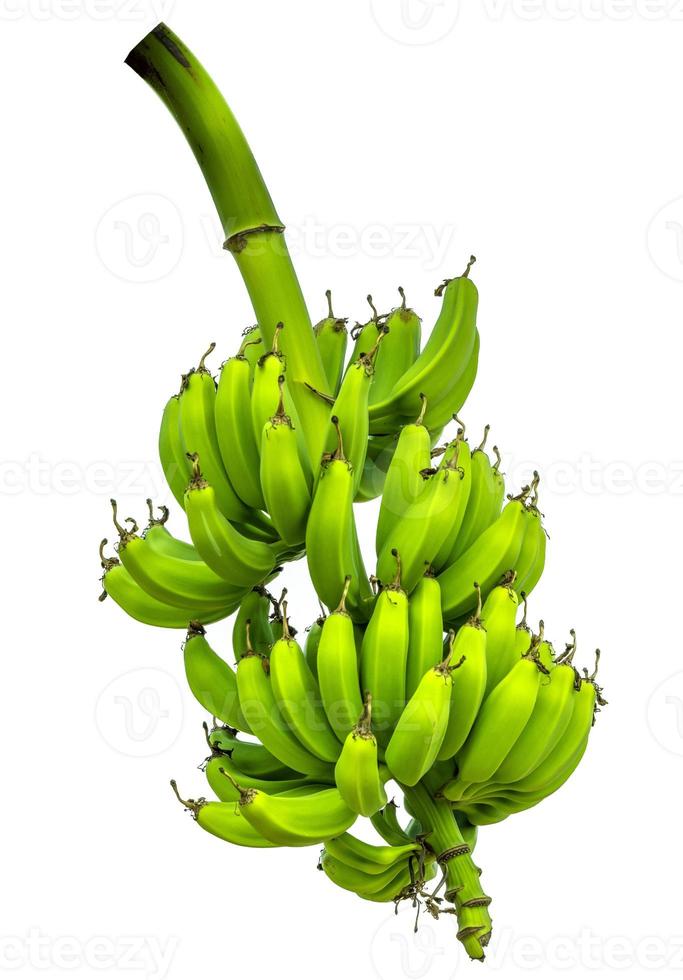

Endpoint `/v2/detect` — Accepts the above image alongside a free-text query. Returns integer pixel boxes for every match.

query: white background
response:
[1,1,682,977]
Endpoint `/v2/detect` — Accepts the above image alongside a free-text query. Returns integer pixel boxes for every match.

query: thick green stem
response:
[125,23,330,464]
[401,780,492,961]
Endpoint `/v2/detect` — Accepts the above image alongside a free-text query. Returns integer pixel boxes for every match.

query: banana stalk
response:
[125,23,330,464]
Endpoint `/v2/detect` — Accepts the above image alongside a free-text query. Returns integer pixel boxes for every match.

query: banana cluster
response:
[99,262,605,964]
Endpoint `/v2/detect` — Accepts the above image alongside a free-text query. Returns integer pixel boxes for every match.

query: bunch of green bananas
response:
[100,22,607,965]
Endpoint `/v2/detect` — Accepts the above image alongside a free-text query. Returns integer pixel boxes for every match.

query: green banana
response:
[204,754,317,801]
[515,497,547,599]
[317,578,364,742]
[370,800,414,846]
[334,694,388,816]
[438,493,531,623]
[233,783,356,846]
[99,541,227,628]
[269,601,341,763]
[480,573,520,695]
[375,396,431,555]
[437,588,488,760]
[235,625,333,779]
[238,325,263,380]
[347,295,382,365]
[178,343,256,525]
[314,290,348,396]
[494,642,577,784]
[360,551,409,742]
[207,724,298,779]
[304,608,326,680]
[369,257,478,424]
[184,454,277,587]
[231,587,274,661]
[158,394,192,508]
[451,429,504,560]
[171,781,278,848]
[110,501,245,613]
[385,639,458,786]
[215,341,266,510]
[376,439,469,594]
[305,418,373,622]
[323,831,421,874]
[431,433,473,570]
[260,376,312,546]
[183,623,250,730]
[142,500,199,561]
[369,287,421,406]
[455,641,548,784]
[405,572,444,700]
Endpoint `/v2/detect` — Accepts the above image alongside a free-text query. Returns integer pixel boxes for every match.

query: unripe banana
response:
[233,782,356,846]
[305,418,373,622]
[99,540,227,628]
[334,694,388,816]
[232,587,274,661]
[369,287,421,406]
[451,431,504,560]
[370,799,414,846]
[142,500,199,561]
[158,394,191,508]
[324,831,421,874]
[456,640,549,784]
[215,341,266,510]
[204,754,313,800]
[432,433,473,570]
[376,440,470,594]
[183,623,250,731]
[268,601,341,763]
[480,572,520,695]
[185,454,277,587]
[207,724,298,780]
[236,626,333,779]
[238,324,263,380]
[438,494,531,623]
[304,608,326,680]
[314,290,348,396]
[385,637,459,786]
[375,396,432,555]
[317,578,364,742]
[494,640,577,784]
[515,501,547,599]
[171,782,278,848]
[437,587,488,760]
[360,552,409,742]
[347,294,382,365]
[405,572,444,700]
[260,376,312,546]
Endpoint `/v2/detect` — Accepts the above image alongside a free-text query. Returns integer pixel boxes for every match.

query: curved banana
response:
[455,640,548,784]
[303,608,326,680]
[369,257,478,423]
[269,601,341,763]
[99,541,227,628]
[204,754,319,801]
[451,430,504,560]
[235,625,334,779]
[260,376,312,546]
[432,433,473,570]
[184,454,278,587]
[324,831,421,874]
[183,623,250,731]
[171,782,278,848]
[317,578,364,742]
[369,287,421,406]
[314,290,348,396]
[437,587,488,760]
[360,551,409,742]
[142,500,199,561]
[385,638,458,786]
[438,493,531,623]
[480,573,520,695]
[215,341,266,510]
[370,800,414,846]
[375,396,431,554]
[234,783,356,846]
[405,572,444,700]
[347,295,382,365]
[377,438,470,594]
[207,724,298,780]
[158,394,192,508]
[231,586,274,661]
[305,418,373,622]
[334,694,388,816]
